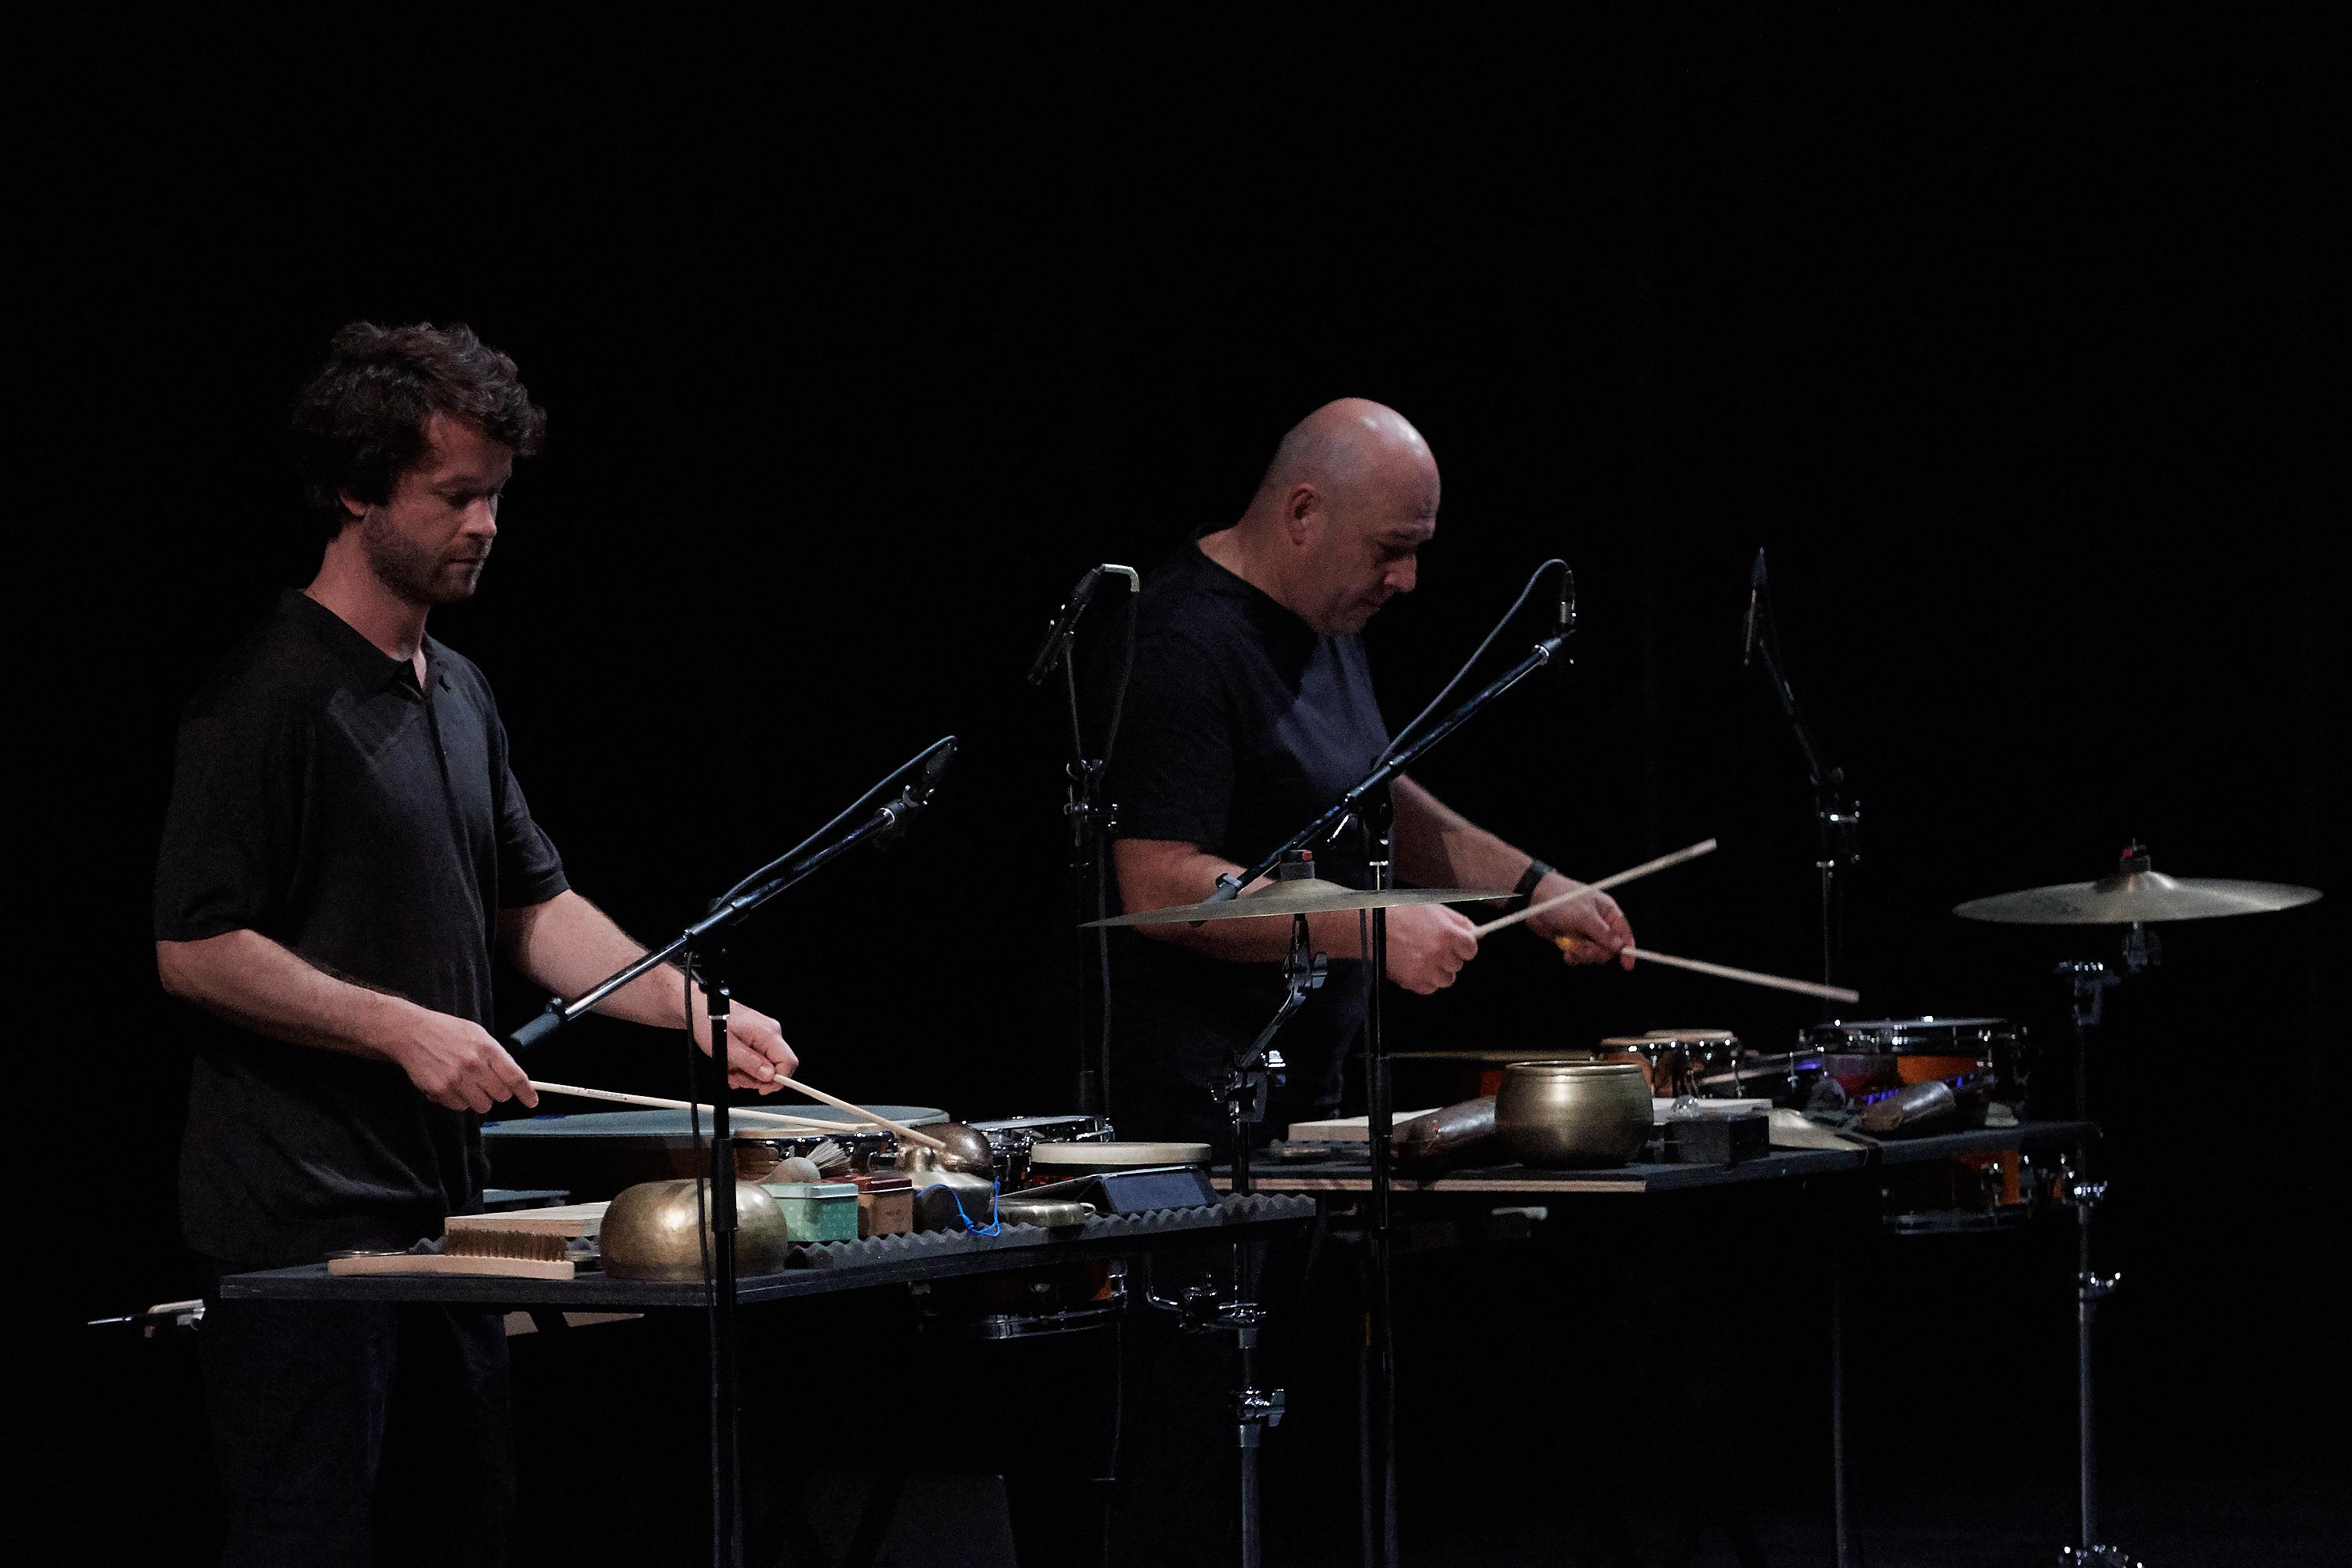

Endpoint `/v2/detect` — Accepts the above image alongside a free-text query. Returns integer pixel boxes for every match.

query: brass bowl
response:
[1494,1060,1652,1169]
[600,1178,794,1281]
[922,1121,999,1178]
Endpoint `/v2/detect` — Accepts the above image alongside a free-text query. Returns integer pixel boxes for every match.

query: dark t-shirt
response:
[1085,543,1391,1131]
[154,590,568,1265]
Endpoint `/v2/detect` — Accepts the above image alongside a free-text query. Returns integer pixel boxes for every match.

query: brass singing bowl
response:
[920,1122,999,1178]
[600,1178,794,1282]
[1494,1060,1653,1169]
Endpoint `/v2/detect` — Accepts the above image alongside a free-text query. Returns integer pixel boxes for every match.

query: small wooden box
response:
[851,1174,915,1239]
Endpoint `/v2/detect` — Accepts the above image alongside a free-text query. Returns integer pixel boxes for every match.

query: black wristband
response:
[1507,859,1553,914]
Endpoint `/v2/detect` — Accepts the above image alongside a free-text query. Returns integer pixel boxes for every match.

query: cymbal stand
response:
[1210,608,1570,1568]
[1173,900,1317,1568]
[2053,930,2151,1568]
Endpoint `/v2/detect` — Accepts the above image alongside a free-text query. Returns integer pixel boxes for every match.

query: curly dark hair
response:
[290,321,548,535]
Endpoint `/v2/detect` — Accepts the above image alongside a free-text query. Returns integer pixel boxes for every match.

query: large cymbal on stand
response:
[1083,879,1511,928]
[1954,846,2322,926]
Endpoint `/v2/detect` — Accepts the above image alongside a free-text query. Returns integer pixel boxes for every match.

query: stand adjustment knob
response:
[1234,1387,1287,1446]
[2078,1271,2122,1302]
[2060,1545,2142,1567]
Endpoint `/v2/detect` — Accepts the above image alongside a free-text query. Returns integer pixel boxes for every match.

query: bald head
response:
[1208,399,1441,636]
[1249,398,1437,515]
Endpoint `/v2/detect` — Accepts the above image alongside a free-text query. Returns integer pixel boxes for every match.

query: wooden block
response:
[327,1252,575,1280]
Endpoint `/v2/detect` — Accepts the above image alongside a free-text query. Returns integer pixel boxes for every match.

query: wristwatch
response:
[1506,858,1553,914]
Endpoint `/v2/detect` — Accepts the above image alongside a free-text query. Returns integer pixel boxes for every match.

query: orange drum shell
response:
[1895,1054,1983,1086]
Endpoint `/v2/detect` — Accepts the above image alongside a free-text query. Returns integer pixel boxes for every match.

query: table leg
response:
[1831,1206,1854,1568]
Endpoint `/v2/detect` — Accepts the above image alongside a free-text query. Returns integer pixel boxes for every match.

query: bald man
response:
[1086,399,1635,1146]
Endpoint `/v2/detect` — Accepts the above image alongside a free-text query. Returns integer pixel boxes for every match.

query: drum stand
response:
[2052,938,2149,1568]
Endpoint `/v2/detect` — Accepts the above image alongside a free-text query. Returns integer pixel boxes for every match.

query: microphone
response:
[880,738,959,835]
[1558,566,1577,641]
[1025,568,1106,686]
[1740,549,1766,667]
[910,737,956,805]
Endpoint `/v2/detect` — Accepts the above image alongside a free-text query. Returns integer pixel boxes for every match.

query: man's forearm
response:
[1111,842,1369,965]
[1391,775,1539,890]
[157,930,421,1062]
[500,891,702,1030]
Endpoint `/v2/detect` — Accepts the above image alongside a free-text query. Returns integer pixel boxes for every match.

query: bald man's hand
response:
[1383,904,1481,994]
[1526,874,1636,971]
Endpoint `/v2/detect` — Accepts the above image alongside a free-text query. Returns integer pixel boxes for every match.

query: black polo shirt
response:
[154,590,568,1265]
[1084,544,1391,1131]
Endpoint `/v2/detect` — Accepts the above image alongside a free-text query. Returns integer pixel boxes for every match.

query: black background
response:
[35,11,2340,1560]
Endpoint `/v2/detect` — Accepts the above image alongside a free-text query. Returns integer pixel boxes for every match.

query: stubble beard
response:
[360,508,485,607]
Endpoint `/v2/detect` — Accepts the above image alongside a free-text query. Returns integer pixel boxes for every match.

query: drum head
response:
[1029,1140,1210,1170]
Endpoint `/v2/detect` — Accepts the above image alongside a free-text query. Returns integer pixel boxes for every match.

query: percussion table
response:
[220,1192,1313,1309]
[1221,1120,2098,1568]
[222,1193,1316,1568]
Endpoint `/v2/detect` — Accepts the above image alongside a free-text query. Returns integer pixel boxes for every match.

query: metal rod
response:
[1239,1330,1261,1568]
[1831,1221,1851,1568]
[702,949,742,1568]
[2078,1195,2098,1548]
[1365,806,1399,1568]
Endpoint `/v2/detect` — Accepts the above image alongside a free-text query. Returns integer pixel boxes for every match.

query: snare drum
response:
[1802,1017,2033,1112]
[968,1114,1112,1184]
[732,1127,895,1179]
[1601,1030,1742,1101]
[916,1257,1128,1341]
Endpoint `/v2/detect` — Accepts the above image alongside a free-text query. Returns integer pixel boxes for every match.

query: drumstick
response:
[530,1079,947,1148]
[1554,936,1862,1004]
[1469,838,1718,938]
[530,1080,867,1130]
[766,1073,951,1151]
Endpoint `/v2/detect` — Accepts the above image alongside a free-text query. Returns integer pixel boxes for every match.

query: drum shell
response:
[1494,1061,1652,1169]
[1801,1018,2034,1113]
[733,1128,894,1179]
[1602,1033,1740,1099]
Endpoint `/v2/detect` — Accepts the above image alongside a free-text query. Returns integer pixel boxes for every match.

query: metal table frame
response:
[222,1195,1316,1568]
[1221,1122,2096,1567]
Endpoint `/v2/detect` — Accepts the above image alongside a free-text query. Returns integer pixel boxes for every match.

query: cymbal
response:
[1954,858,2322,927]
[1082,880,1512,928]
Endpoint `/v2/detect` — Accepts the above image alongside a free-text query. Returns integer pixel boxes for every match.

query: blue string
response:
[946,1181,1002,1237]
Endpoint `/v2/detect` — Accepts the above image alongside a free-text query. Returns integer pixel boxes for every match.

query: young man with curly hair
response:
[154,322,798,1566]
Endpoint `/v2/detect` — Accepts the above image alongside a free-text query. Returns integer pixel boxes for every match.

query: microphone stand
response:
[1212,619,1572,1568]
[1748,561,1859,991]
[1030,564,1139,1119]
[506,737,956,1568]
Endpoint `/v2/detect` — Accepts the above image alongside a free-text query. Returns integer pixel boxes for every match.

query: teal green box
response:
[762,1181,860,1243]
